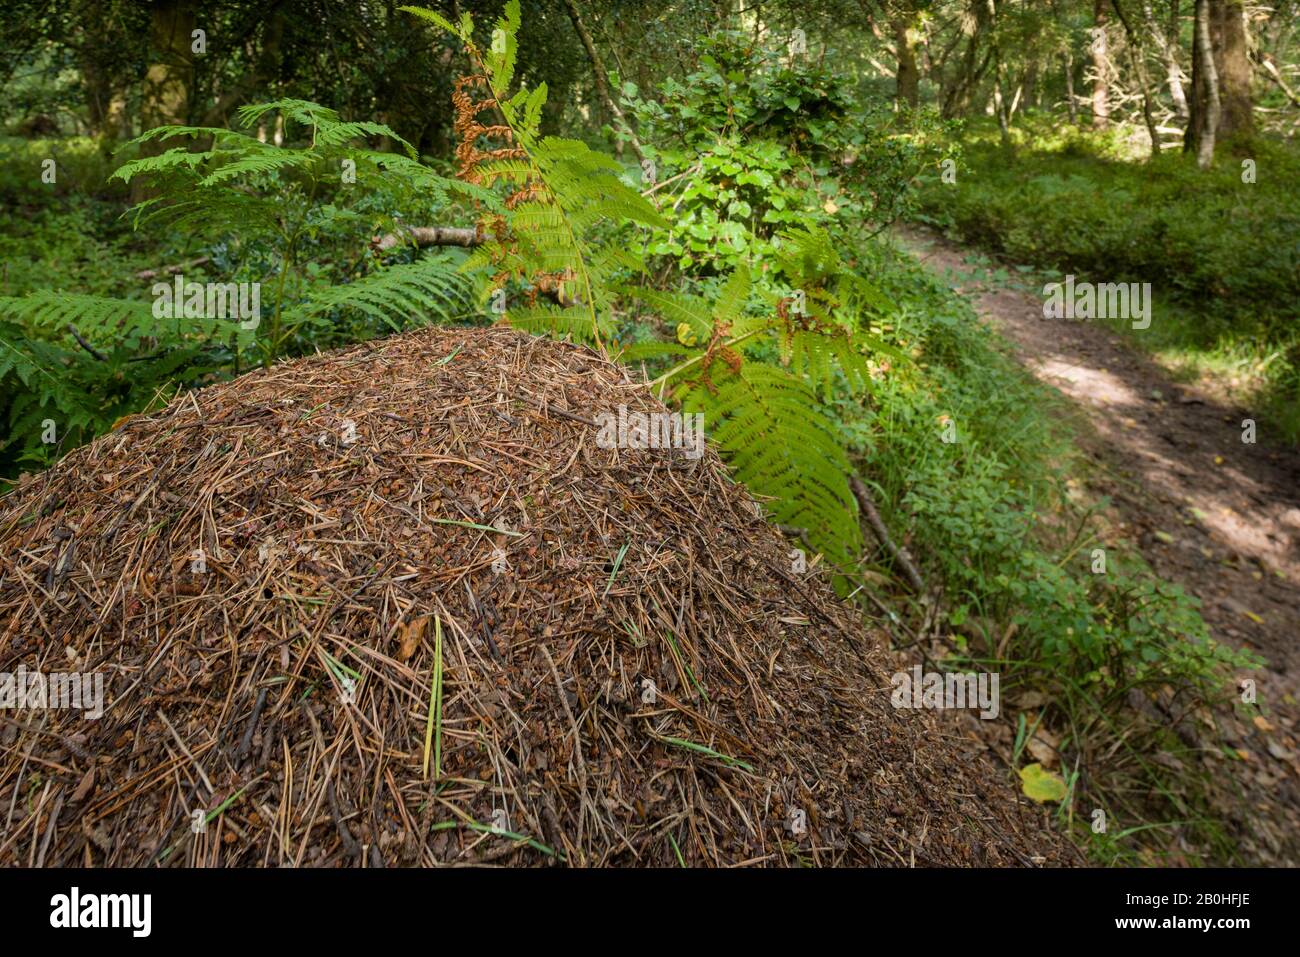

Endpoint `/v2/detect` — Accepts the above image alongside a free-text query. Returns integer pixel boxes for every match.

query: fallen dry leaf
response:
[397,615,430,661]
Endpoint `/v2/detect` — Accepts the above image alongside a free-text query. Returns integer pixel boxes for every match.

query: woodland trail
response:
[897,225,1300,865]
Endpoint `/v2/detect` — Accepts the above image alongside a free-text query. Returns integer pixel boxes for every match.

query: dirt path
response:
[898,225,1300,865]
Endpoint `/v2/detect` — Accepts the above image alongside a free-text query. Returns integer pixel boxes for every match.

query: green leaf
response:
[1019,763,1068,803]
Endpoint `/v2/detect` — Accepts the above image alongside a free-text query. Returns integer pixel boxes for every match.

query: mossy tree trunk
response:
[134,0,197,203]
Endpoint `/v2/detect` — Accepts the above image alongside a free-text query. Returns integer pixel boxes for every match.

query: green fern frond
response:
[486,1,521,98]
[589,245,643,275]
[111,148,209,182]
[402,2,662,343]
[315,120,412,154]
[534,137,664,230]
[476,159,537,185]
[507,205,567,232]
[675,361,861,569]
[521,83,548,133]
[0,291,155,333]
[198,149,313,186]
[713,264,751,326]
[369,154,500,209]
[618,340,690,362]
[505,304,609,343]
[116,124,253,153]
[236,98,340,129]
[286,255,473,330]
[622,286,713,340]
[774,224,841,287]
[782,324,873,396]
[398,5,460,35]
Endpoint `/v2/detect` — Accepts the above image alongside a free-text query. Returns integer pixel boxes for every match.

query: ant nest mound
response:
[0,326,1073,866]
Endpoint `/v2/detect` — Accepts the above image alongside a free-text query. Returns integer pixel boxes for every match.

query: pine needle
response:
[429,517,524,536]
[422,614,444,780]
[603,540,630,598]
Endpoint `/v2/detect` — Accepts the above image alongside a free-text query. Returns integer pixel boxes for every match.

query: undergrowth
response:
[914,119,1300,442]
[856,236,1262,863]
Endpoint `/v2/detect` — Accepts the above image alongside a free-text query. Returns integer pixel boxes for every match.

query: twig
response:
[66,325,106,361]
[235,688,270,761]
[850,475,928,594]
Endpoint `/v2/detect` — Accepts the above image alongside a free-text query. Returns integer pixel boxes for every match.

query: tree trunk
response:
[1211,0,1254,140]
[81,52,113,138]
[560,0,648,167]
[985,1,1012,146]
[892,5,920,108]
[1091,0,1111,129]
[134,0,196,202]
[105,92,128,140]
[1112,0,1161,158]
[1065,51,1078,123]
[942,1,992,118]
[1165,55,1191,120]
[993,74,1010,142]
[140,0,195,131]
[1186,0,1221,167]
[1142,0,1189,121]
[75,0,131,144]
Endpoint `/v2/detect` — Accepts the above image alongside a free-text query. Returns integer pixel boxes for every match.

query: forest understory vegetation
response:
[2,0,1297,868]
[915,118,1300,442]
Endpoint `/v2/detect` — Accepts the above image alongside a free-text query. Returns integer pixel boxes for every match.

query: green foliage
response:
[850,237,1259,860]
[678,357,862,569]
[624,31,954,277]
[856,238,1255,689]
[291,254,473,334]
[466,135,665,342]
[0,292,213,472]
[625,248,883,571]
[408,3,895,579]
[0,135,126,207]
[0,98,490,481]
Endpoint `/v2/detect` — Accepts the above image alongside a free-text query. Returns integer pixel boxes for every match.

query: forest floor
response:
[897,225,1300,866]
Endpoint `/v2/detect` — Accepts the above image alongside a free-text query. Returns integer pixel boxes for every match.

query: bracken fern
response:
[410,2,901,577]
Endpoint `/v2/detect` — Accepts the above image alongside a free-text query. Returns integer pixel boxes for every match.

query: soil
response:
[899,224,1300,865]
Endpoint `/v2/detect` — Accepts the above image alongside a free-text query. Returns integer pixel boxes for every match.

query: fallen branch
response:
[135,256,212,281]
[370,225,482,253]
[1255,55,1300,108]
[641,162,702,198]
[849,474,928,595]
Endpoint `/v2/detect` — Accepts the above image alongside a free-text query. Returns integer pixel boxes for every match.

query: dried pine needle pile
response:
[0,326,1072,866]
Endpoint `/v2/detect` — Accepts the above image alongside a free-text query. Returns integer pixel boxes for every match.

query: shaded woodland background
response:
[2,0,1298,865]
